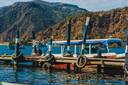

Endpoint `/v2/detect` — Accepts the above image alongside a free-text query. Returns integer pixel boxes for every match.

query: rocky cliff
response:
[0,0,128,42]
[42,7,128,41]
[0,0,87,41]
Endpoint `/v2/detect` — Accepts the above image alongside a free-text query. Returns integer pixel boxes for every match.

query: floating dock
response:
[0,54,126,73]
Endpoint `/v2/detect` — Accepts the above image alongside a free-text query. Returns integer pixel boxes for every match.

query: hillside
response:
[42,7,128,41]
[0,0,87,41]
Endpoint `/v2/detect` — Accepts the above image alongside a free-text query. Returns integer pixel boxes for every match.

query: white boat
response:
[1,82,24,85]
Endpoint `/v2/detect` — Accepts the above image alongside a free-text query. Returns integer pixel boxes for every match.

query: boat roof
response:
[53,38,122,45]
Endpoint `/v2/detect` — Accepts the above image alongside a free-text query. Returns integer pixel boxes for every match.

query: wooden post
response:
[74,63,79,73]
[97,49,102,74]
[64,19,72,57]
[106,42,109,53]
[67,19,71,52]
[15,30,20,57]
[14,30,20,66]
[32,31,37,55]
[125,32,128,75]
[125,54,128,74]
[89,44,92,54]
[74,45,77,57]
[81,17,90,55]
[125,32,128,54]
[66,63,70,73]
[48,38,52,56]
[75,17,90,72]
[13,60,17,68]
[61,45,64,55]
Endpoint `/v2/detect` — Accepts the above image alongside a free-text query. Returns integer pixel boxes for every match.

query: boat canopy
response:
[53,38,122,46]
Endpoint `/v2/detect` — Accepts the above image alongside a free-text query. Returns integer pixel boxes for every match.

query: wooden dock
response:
[0,54,125,73]
[22,56,124,66]
[0,55,13,61]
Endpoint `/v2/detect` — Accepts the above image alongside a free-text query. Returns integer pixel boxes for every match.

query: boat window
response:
[108,42,125,54]
[63,45,76,54]
[91,44,107,54]
[80,43,107,54]
[83,44,89,54]
[52,44,62,54]
[52,44,76,54]
[108,43,121,48]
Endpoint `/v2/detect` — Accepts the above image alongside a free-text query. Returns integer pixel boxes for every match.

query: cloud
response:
[0,0,32,7]
[0,0,128,11]
[43,0,128,11]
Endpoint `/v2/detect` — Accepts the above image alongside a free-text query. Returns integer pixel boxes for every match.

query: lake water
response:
[0,45,127,85]
[0,66,127,85]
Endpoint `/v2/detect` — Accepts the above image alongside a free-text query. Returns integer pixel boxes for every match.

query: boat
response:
[52,38,125,59]
[46,38,125,70]
[0,82,24,85]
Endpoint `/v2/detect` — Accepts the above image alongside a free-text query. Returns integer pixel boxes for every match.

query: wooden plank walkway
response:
[0,55,125,67]
[0,55,13,61]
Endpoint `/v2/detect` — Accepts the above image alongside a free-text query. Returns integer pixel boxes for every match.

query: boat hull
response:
[52,63,74,70]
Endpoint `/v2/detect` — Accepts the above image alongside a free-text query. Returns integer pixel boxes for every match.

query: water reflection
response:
[0,66,127,85]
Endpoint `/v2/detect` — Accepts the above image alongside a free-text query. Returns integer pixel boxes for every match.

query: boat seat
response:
[85,53,117,58]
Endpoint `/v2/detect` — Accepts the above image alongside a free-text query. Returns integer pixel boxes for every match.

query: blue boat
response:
[52,38,125,58]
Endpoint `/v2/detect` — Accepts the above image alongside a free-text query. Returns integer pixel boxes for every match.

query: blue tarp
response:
[55,38,122,46]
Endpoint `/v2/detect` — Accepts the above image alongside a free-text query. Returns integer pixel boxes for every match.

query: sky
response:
[0,0,128,11]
